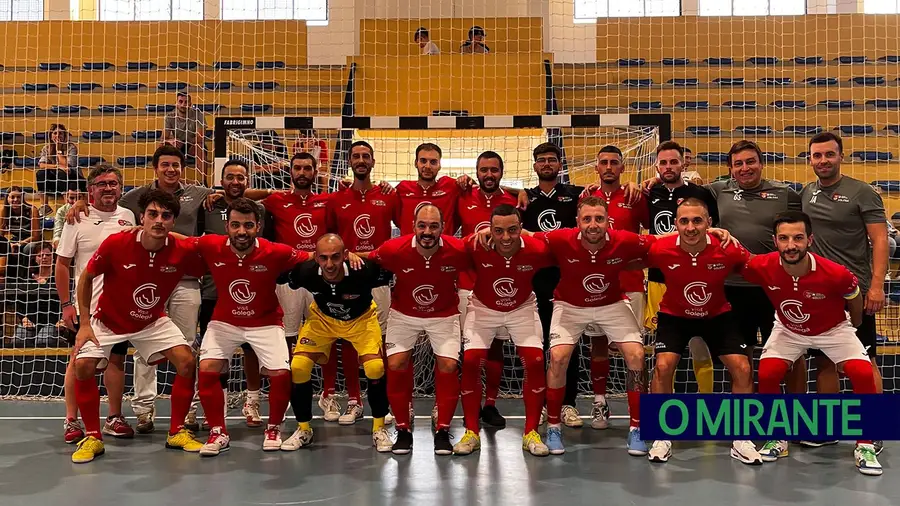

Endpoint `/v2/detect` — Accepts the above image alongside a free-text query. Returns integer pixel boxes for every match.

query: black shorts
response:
[197,298,252,352]
[64,322,129,356]
[810,312,877,358]
[654,311,747,358]
[724,285,776,347]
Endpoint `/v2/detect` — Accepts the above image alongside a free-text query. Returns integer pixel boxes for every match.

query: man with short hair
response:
[460,26,490,53]
[396,143,462,236]
[163,91,206,168]
[414,27,440,55]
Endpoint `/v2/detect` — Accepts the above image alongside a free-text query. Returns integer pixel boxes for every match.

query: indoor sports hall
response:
[1,1,900,505]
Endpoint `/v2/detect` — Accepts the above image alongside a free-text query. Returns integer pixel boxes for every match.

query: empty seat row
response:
[9,155,198,168]
[628,99,900,110]
[613,56,900,66]
[0,104,252,114]
[23,61,289,71]
[685,125,900,136]
[616,76,896,87]
[0,130,214,143]
[20,81,283,92]
[697,151,895,163]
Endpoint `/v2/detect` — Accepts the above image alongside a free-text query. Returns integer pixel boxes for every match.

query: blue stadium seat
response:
[794,56,823,65]
[3,106,36,114]
[667,78,699,86]
[885,125,900,134]
[42,217,55,230]
[256,61,285,69]
[785,182,804,192]
[704,57,733,65]
[804,77,838,86]
[820,100,854,109]
[145,104,175,113]
[204,130,214,140]
[0,132,17,142]
[851,76,886,86]
[169,61,198,70]
[773,100,807,109]
[835,56,868,64]
[723,101,757,109]
[736,126,773,135]
[713,77,744,86]
[132,130,162,141]
[622,79,652,87]
[661,58,690,66]
[698,152,728,163]
[893,211,900,220]
[686,126,721,135]
[747,57,778,65]
[852,151,893,162]
[13,156,40,168]
[617,58,646,66]
[797,151,809,159]
[67,83,101,92]
[197,104,221,113]
[113,83,146,91]
[32,132,47,142]
[867,99,900,109]
[157,82,188,91]
[76,156,103,167]
[126,62,156,71]
[675,101,709,110]
[759,77,792,85]
[82,62,113,71]
[38,62,70,71]
[203,82,232,90]
[50,105,85,114]
[784,125,823,135]
[248,81,279,91]
[871,180,900,192]
[763,152,787,162]
[838,125,875,135]
[878,56,900,63]
[97,105,132,113]
[214,61,242,69]
[81,131,117,141]
[117,156,152,167]
[22,83,57,92]
[629,101,663,111]
[123,185,137,193]
[241,104,272,113]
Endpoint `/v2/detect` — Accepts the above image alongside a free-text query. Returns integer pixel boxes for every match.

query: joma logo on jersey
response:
[293,214,318,238]
[229,279,256,305]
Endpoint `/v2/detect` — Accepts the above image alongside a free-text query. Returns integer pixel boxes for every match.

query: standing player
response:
[68,190,204,463]
[192,198,309,456]
[453,205,552,457]
[742,211,881,475]
[55,164,137,442]
[395,143,462,236]
[644,198,761,465]
[365,204,471,455]
[280,234,392,452]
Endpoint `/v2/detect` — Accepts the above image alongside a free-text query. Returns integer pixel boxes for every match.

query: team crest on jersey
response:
[779,299,810,325]
[538,209,561,231]
[707,263,726,270]
[159,266,177,273]
[517,265,534,272]
[412,285,438,306]
[294,214,318,238]
[133,283,160,311]
[676,198,685,205]
[117,219,133,226]
[180,195,194,203]
[804,291,826,300]
[249,265,267,272]
[831,193,850,203]
[759,192,779,200]
[653,210,674,233]
[299,337,316,346]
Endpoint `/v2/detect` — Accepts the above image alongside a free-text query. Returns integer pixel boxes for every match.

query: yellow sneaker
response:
[452,429,481,455]
[522,430,550,456]
[72,436,105,463]
[165,428,203,453]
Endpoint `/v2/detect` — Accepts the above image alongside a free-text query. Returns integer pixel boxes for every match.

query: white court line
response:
[0,415,630,421]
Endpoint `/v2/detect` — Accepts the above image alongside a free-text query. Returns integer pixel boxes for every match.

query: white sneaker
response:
[317,395,342,423]
[280,425,313,451]
[648,440,672,463]
[373,427,393,452]
[431,403,439,429]
[338,402,364,425]
[590,401,610,430]
[561,405,583,428]
[855,443,883,476]
[759,440,789,462]
[384,411,394,426]
[200,427,230,456]
[242,400,262,428]
[263,424,283,451]
[731,440,763,465]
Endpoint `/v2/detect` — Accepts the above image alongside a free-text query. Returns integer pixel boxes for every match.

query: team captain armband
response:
[843,285,861,300]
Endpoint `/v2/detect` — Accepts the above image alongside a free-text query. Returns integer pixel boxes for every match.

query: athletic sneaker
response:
[798,440,838,447]
[183,412,200,432]
[626,427,648,456]
[392,429,413,455]
[71,436,104,463]
[540,407,548,426]
[263,424,283,451]
[590,401,610,430]
[431,404,439,430]
[165,428,203,452]
[561,405,583,428]
[318,395,342,423]
[338,401,364,425]
[385,411,394,426]
[135,409,155,434]
[200,427,230,456]
[874,440,884,456]
[648,440,672,463]
[452,429,481,455]
[759,440,789,462]
[102,415,135,438]
[242,400,263,428]
[373,427,393,452]
[409,404,416,429]
[855,443,883,476]
[480,405,506,428]
[433,428,453,455]
[522,430,550,456]
[546,426,565,455]
[731,440,763,465]
[281,425,313,450]
[64,418,85,444]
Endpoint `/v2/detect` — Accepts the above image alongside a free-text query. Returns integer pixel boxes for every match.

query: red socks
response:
[434,365,460,430]
[843,359,877,394]
[626,390,641,427]
[545,386,565,425]
[519,347,546,434]
[267,373,292,426]
[74,377,101,438]
[757,358,791,394]
[386,364,414,430]
[460,349,488,432]
[169,373,195,435]
[591,358,609,396]
[199,371,227,432]
[342,343,361,402]
[321,342,338,398]
[484,342,503,406]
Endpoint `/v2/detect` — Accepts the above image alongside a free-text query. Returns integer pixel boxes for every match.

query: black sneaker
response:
[434,428,452,456]
[798,440,839,448]
[392,429,413,455]
[480,405,506,428]
[874,440,884,455]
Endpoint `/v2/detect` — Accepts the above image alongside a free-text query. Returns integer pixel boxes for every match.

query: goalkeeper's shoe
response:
[64,418,85,444]
[855,443,883,476]
[523,430,550,457]
[200,427,230,457]
[281,425,313,451]
[452,430,481,455]
[338,402,364,425]
[759,440,788,462]
[165,428,203,452]
[71,436,105,463]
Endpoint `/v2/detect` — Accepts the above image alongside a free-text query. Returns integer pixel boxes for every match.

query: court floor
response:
[0,398,894,506]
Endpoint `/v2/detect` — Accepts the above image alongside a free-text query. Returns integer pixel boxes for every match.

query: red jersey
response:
[87,230,204,334]
[588,186,649,293]
[741,252,859,336]
[646,234,750,319]
[543,228,655,307]
[456,187,519,290]
[262,191,331,251]
[466,235,553,312]
[192,235,309,328]
[369,234,471,318]
[395,176,461,236]
[326,186,399,252]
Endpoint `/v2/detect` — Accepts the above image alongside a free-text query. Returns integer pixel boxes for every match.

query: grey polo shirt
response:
[800,175,886,293]
[707,178,802,287]
[199,198,266,300]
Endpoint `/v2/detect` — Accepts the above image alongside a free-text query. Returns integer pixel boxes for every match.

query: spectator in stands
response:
[38,124,85,217]
[415,27,440,55]
[163,91,206,170]
[11,242,61,347]
[460,26,490,53]
[0,143,15,173]
[293,129,329,168]
[680,146,703,184]
[1,186,39,279]
[251,130,290,189]
[52,189,83,249]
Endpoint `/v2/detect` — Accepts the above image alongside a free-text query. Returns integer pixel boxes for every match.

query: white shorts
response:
[77,317,186,370]
[277,284,313,337]
[762,320,869,365]
[549,300,643,348]
[372,285,390,333]
[386,309,460,360]
[624,291,645,327]
[463,296,542,351]
[200,321,290,372]
[459,289,509,340]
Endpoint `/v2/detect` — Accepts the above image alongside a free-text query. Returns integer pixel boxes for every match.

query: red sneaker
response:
[102,415,135,438]
[64,418,85,444]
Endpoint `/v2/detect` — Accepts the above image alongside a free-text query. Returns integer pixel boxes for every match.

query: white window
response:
[99,0,203,20]
[221,0,328,22]
[865,0,900,13]
[699,0,805,15]
[0,0,43,20]
[574,0,679,20]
